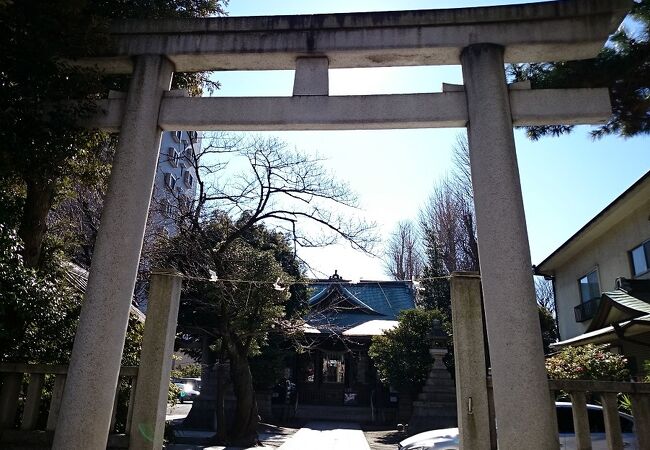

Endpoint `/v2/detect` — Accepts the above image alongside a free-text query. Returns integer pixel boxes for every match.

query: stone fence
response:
[548,379,650,450]
[451,273,650,450]
[484,377,650,450]
[0,363,138,449]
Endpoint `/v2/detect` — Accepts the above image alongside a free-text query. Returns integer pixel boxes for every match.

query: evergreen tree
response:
[418,224,451,317]
[369,309,449,394]
[0,0,226,268]
[162,217,306,446]
[509,0,650,140]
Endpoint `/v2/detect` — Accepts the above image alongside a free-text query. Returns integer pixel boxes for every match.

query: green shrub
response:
[545,344,629,381]
[0,225,80,363]
[168,381,181,406]
[369,308,449,394]
[170,363,201,379]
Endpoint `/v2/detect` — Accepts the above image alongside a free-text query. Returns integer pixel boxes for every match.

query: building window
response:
[161,199,174,217]
[183,170,194,188]
[630,240,650,277]
[167,147,180,168]
[322,353,345,383]
[164,173,177,190]
[172,131,182,142]
[575,268,601,322]
[578,269,600,303]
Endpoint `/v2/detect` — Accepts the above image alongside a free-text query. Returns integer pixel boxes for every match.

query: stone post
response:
[53,55,174,450]
[601,392,623,449]
[129,271,183,450]
[631,394,650,449]
[460,43,558,450]
[0,373,21,428]
[293,57,329,96]
[450,272,491,450]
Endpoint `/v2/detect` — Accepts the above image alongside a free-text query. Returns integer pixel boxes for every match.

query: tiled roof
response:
[587,278,650,332]
[553,314,650,348]
[64,262,146,323]
[306,280,417,332]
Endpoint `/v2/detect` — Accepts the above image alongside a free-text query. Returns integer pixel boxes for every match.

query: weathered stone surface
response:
[85,88,611,132]
[80,0,629,73]
[293,57,329,96]
[52,55,174,450]
[450,273,491,450]
[461,44,557,449]
[129,272,183,450]
[409,345,457,434]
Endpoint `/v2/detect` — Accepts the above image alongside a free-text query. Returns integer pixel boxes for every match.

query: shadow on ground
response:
[363,426,405,450]
[164,422,298,450]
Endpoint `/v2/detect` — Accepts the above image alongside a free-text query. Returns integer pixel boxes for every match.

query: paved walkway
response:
[164,420,372,450]
[278,422,371,450]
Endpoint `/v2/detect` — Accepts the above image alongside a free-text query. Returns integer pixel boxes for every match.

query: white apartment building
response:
[151,130,200,236]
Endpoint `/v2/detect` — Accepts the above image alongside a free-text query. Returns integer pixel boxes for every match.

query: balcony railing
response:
[574,296,601,322]
[0,363,138,448]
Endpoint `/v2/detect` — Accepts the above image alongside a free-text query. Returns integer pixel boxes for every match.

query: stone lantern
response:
[429,319,449,371]
[408,318,457,434]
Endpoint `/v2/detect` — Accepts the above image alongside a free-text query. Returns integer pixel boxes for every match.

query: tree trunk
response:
[215,344,227,443]
[228,346,259,447]
[18,177,55,268]
[183,337,219,430]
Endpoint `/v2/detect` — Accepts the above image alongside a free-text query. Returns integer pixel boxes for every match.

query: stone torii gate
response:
[52,1,630,449]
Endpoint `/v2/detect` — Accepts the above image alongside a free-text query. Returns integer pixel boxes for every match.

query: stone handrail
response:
[485,377,650,450]
[549,379,650,394]
[549,379,650,450]
[0,363,138,448]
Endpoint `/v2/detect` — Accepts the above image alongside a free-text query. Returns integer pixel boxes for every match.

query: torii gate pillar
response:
[52,55,174,450]
[461,43,558,449]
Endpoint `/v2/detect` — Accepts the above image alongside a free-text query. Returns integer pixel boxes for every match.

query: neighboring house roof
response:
[551,315,650,349]
[537,170,650,273]
[64,262,146,323]
[587,281,650,332]
[305,274,417,335]
[553,278,650,348]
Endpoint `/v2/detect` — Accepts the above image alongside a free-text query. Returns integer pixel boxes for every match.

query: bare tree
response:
[162,133,376,264]
[419,134,479,273]
[155,132,377,445]
[449,134,473,202]
[384,220,425,280]
[535,277,556,314]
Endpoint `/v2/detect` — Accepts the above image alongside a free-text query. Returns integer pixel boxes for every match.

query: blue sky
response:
[207,0,650,279]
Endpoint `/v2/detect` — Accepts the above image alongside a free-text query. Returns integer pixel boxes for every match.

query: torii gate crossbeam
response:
[52,1,631,449]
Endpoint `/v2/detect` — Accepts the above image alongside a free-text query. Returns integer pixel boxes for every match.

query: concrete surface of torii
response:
[52,1,632,450]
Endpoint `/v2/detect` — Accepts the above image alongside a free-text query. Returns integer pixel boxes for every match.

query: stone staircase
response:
[294,405,373,423]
